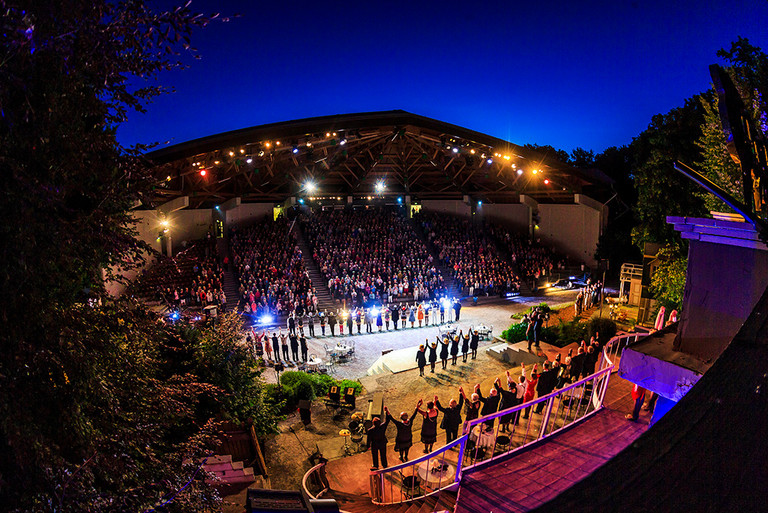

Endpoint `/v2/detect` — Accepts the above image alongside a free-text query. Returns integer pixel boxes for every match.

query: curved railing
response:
[302,463,328,501]
[358,330,645,505]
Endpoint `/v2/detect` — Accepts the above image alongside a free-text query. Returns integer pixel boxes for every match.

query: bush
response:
[339,379,363,396]
[587,317,618,345]
[501,321,528,342]
[309,373,337,396]
[510,302,553,320]
[280,371,316,409]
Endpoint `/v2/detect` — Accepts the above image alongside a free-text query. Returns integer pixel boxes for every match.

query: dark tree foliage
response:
[0,1,245,512]
[523,143,572,165]
[630,94,710,248]
[717,36,768,137]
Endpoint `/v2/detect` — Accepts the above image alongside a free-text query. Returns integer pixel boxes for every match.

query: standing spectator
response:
[461,385,482,422]
[534,362,559,414]
[477,386,501,431]
[436,391,464,443]
[328,311,336,336]
[495,372,518,433]
[626,384,646,422]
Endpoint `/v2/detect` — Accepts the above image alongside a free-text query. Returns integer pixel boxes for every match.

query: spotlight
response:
[292,146,299,154]
[258,150,265,157]
[340,139,347,146]
[487,158,493,165]
[228,151,234,157]
[452,147,459,153]
[397,197,403,204]
[305,181,316,192]
[215,205,220,210]
[275,141,281,146]
[532,169,539,174]
[375,181,385,193]
[240,148,245,154]
[170,311,180,321]
[161,219,169,227]
[260,314,273,324]
[306,141,312,147]
[370,307,380,317]
[517,169,523,175]
[544,179,550,185]
[246,158,253,164]
[200,169,207,177]
[470,149,476,154]
[213,160,220,165]
[299,198,305,204]
[477,200,482,206]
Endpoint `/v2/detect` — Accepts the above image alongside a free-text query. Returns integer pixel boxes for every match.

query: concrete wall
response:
[167,209,212,246]
[486,204,530,232]
[226,202,274,227]
[538,204,600,266]
[420,200,471,217]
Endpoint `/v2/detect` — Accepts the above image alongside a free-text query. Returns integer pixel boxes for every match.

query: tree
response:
[717,37,768,139]
[649,244,688,310]
[0,2,243,512]
[695,93,742,213]
[630,95,710,248]
[523,143,572,164]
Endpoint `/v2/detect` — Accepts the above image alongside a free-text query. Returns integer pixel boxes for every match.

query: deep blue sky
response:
[117,0,768,154]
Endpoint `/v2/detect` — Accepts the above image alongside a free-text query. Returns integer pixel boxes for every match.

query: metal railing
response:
[302,463,328,500]
[352,330,645,505]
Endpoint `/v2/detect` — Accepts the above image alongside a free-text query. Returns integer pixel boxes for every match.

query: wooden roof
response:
[145,110,610,208]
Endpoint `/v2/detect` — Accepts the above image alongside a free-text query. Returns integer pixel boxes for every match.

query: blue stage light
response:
[260,314,273,324]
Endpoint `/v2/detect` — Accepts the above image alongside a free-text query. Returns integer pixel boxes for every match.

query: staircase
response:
[204,454,257,486]
[217,238,240,312]
[294,224,337,312]
[407,215,462,299]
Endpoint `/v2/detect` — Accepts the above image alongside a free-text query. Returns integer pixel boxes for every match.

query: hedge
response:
[278,371,363,411]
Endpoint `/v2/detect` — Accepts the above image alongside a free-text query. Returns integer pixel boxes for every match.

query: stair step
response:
[204,461,244,472]
[206,454,232,464]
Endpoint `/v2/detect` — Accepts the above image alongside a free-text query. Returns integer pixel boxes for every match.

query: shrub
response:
[501,321,528,342]
[309,373,337,396]
[587,317,618,345]
[510,302,553,320]
[339,379,363,396]
[280,371,316,409]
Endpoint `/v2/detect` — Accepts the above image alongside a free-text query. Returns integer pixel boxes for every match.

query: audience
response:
[301,207,446,305]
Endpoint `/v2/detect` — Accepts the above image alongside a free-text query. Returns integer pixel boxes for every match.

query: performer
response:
[436,391,464,443]
[438,335,449,370]
[319,311,326,336]
[450,332,460,365]
[366,415,390,470]
[477,385,500,431]
[289,332,299,362]
[416,345,427,377]
[271,331,280,362]
[495,372,518,433]
[299,333,308,362]
[461,329,470,363]
[415,399,438,453]
[428,341,438,373]
[385,405,419,462]
[470,329,480,360]
[460,385,482,421]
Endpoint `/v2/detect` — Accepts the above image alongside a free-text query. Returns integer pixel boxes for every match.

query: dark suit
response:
[436,396,464,443]
[367,417,391,469]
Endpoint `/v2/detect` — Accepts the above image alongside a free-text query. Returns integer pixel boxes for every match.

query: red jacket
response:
[631,384,645,401]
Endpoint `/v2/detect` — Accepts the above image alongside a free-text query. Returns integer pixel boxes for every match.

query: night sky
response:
[117,0,768,155]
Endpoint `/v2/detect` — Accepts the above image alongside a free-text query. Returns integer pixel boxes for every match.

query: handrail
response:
[360,329,647,505]
[301,463,327,500]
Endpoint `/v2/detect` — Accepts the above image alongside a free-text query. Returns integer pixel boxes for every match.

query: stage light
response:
[306,141,312,147]
[305,181,316,192]
[477,200,482,206]
[240,148,245,154]
[517,169,523,175]
[452,147,459,153]
[376,181,385,193]
[215,205,220,210]
[246,158,253,164]
[326,132,331,137]
[340,139,347,145]
[487,158,493,165]
[161,219,169,227]
[370,307,380,317]
[299,198,305,204]
[532,169,539,174]
[332,132,337,137]
[170,311,180,321]
[397,197,403,203]
[200,169,207,176]
[275,141,281,146]
[166,175,171,181]
[470,149,476,154]
[265,142,271,148]
[228,151,234,157]
[544,179,550,185]
[292,146,299,154]
[260,314,273,324]
[258,150,265,157]
[214,160,220,165]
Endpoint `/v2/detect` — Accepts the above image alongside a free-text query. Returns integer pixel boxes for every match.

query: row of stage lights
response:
[183,132,551,187]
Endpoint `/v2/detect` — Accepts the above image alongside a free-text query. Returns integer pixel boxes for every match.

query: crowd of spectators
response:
[230,216,316,318]
[487,224,569,281]
[130,238,228,311]
[415,211,520,297]
[301,207,447,306]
